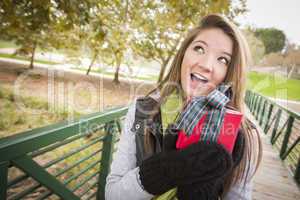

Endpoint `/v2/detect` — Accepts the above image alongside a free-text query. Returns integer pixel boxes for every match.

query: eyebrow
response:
[193,39,232,58]
[193,40,208,46]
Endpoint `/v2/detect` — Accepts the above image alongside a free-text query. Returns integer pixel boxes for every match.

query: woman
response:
[105,14,262,200]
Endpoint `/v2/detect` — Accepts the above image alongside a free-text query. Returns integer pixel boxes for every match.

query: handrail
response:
[245,90,300,185]
[0,106,127,162]
[0,106,128,200]
[261,95,299,119]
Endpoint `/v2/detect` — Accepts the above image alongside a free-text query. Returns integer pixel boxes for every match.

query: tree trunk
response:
[157,36,182,83]
[29,43,37,69]
[86,53,98,75]
[157,61,167,83]
[113,60,121,84]
[287,64,295,79]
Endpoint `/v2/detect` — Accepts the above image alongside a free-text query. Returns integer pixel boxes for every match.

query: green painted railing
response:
[245,90,300,184]
[0,106,128,200]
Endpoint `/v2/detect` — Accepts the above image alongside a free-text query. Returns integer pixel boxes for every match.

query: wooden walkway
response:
[251,115,300,199]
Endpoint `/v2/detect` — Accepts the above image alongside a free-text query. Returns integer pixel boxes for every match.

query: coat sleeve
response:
[224,179,253,200]
[105,101,154,200]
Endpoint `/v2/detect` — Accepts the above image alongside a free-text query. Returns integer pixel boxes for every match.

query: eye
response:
[218,57,230,65]
[193,45,204,54]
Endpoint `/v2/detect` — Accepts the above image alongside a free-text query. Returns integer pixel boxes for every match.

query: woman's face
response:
[181,28,233,99]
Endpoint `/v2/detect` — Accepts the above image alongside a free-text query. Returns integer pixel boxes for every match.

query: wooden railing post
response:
[0,161,9,200]
[280,116,295,158]
[97,121,117,200]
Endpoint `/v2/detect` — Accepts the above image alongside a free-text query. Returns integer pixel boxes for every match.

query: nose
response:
[197,54,213,72]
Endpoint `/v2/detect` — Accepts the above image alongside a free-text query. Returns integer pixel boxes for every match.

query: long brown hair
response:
[144,14,262,198]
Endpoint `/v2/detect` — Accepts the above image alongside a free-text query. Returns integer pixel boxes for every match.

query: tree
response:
[93,0,130,84]
[0,0,96,69]
[242,28,265,65]
[260,43,300,79]
[54,1,129,82]
[254,28,286,54]
[85,30,106,75]
[130,0,247,82]
[283,43,300,78]
[0,0,53,68]
[261,52,284,67]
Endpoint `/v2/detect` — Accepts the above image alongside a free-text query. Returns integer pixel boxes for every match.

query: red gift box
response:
[176,109,243,154]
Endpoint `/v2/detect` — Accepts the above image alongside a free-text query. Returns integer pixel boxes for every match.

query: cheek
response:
[180,64,187,89]
[180,55,189,84]
[213,66,228,84]
[181,50,195,79]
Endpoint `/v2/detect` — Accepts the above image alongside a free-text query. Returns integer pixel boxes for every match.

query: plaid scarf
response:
[174,84,231,143]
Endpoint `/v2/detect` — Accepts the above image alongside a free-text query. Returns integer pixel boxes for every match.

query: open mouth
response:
[190,72,208,84]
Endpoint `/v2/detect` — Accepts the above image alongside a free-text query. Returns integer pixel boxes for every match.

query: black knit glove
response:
[176,129,245,200]
[139,141,233,195]
[162,123,179,152]
[177,178,224,200]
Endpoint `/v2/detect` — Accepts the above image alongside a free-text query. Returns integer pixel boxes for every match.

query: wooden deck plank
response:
[250,113,300,200]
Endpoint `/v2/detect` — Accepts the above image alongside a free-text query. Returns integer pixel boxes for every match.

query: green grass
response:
[72,66,158,82]
[0,85,81,138]
[0,53,60,65]
[247,71,300,101]
[0,40,19,48]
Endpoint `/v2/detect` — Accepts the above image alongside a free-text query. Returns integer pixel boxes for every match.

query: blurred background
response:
[0,0,300,136]
[0,0,299,137]
[0,1,300,200]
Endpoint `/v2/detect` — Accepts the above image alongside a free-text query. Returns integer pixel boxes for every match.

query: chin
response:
[183,88,195,98]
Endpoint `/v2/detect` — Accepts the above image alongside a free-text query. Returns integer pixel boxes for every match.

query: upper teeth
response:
[192,73,207,81]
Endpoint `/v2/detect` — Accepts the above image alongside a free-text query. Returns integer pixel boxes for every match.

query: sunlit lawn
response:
[0,85,80,138]
[247,71,300,101]
[0,53,60,65]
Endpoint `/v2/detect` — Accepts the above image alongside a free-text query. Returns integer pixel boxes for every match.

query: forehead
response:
[191,28,233,54]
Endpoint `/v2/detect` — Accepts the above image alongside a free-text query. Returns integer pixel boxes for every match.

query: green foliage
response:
[0,99,26,130]
[0,0,99,68]
[254,28,286,54]
[0,40,19,48]
[0,86,81,137]
[0,0,248,82]
[21,96,49,110]
[0,52,60,65]
[130,0,247,82]
[0,85,11,99]
[0,0,53,67]
[243,29,265,65]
